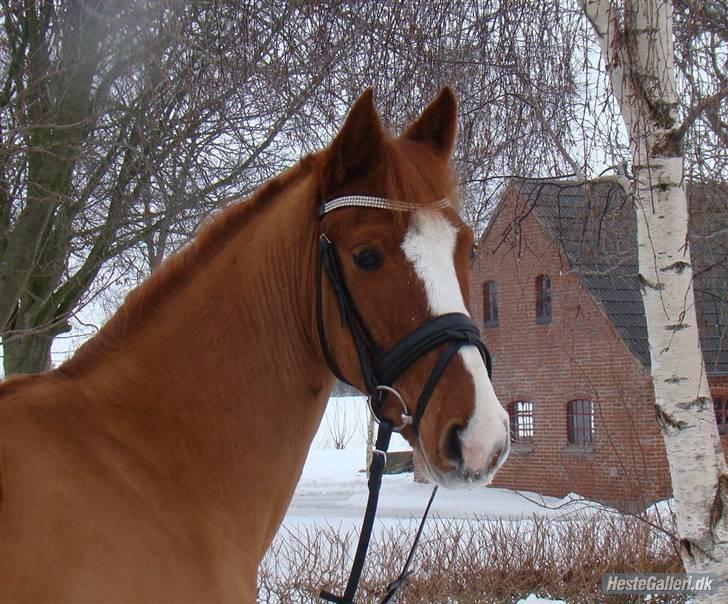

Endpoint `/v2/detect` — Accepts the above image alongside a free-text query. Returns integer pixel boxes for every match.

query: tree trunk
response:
[0,1,104,343]
[2,294,70,376]
[583,0,728,595]
[2,331,54,376]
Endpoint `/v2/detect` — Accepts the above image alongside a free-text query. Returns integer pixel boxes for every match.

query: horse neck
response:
[76,174,333,530]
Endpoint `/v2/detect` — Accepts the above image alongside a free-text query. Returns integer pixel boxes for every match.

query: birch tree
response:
[582,0,728,591]
[0,0,347,374]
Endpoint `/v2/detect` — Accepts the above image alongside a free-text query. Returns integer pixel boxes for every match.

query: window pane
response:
[508,401,534,442]
[568,399,593,445]
[715,397,728,435]
[484,281,498,325]
[536,275,552,323]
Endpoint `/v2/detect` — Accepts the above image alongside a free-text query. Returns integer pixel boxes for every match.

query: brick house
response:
[471,179,728,507]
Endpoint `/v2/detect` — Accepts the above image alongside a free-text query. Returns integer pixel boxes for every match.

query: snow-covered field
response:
[287,396,605,528]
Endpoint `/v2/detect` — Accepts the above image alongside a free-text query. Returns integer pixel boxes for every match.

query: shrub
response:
[258,509,683,603]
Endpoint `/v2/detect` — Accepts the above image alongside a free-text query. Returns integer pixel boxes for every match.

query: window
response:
[483,281,498,326]
[535,274,552,324]
[508,401,534,443]
[714,396,728,435]
[567,399,594,446]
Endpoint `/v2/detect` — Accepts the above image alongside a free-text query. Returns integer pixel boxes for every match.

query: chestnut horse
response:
[0,89,509,602]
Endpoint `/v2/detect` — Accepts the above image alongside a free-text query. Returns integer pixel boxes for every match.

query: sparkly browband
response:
[320,195,450,217]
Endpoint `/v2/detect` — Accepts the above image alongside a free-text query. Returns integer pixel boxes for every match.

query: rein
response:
[315,195,492,603]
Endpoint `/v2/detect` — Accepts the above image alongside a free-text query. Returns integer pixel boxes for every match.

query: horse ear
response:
[326,89,383,186]
[404,86,457,158]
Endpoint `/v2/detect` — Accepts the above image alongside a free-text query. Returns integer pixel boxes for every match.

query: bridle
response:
[315,195,492,603]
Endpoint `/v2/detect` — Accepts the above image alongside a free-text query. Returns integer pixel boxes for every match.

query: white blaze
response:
[401,210,509,476]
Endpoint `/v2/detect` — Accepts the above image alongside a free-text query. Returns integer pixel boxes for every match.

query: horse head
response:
[314,88,510,487]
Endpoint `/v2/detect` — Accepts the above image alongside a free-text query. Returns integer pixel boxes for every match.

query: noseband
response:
[315,195,493,603]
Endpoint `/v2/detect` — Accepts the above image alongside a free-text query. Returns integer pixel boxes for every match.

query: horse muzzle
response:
[421,397,511,488]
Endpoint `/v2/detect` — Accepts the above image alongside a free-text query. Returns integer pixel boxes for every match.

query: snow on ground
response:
[516,596,566,604]
[285,396,607,531]
[289,447,599,527]
[310,396,410,451]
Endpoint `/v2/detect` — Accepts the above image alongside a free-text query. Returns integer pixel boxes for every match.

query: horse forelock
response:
[318,136,458,217]
[382,137,459,212]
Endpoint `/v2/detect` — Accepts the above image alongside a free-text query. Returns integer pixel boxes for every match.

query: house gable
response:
[470,178,727,504]
[472,184,668,505]
[472,184,651,392]
[492,178,728,377]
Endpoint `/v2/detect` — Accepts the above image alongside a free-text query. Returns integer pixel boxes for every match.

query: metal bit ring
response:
[367,385,413,432]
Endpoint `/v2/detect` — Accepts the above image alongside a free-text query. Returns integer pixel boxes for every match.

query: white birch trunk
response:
[583,0,728,595]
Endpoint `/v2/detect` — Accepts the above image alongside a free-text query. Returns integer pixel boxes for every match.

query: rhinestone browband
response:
[320,195,450,217]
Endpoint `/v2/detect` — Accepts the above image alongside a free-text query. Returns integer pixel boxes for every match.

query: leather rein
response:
[315,195,492,603]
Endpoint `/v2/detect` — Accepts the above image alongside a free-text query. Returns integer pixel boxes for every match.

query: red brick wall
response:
[710,376,728,457]
[471,192,673,507]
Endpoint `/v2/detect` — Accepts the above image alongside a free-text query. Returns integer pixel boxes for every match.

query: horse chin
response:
[415,442,498,490]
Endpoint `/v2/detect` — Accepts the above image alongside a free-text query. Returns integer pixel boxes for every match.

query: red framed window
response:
[535,274,552,324]
[483,281,498,326]
[567,399,594,445]
[714,396,728,435]
[508,401,534,443]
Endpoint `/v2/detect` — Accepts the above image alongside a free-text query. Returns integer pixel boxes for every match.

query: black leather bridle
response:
[315,195,492,603]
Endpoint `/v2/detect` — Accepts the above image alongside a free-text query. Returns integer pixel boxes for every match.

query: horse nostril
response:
[445,424,464,467]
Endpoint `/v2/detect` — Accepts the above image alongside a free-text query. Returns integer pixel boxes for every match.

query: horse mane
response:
[57,130,457,378]
[58,162,310,377]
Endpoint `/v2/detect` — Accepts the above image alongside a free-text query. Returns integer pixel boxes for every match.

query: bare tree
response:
[0,0,353,374]
[2,0,591,376]
[582,0,727,593]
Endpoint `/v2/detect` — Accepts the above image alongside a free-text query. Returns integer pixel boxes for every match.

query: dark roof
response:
[508,178,728,376]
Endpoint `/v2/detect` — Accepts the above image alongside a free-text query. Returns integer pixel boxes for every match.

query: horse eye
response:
[352,248,383,272]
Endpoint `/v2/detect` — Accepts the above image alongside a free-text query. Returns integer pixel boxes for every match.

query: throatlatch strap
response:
[317,235,381,395]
